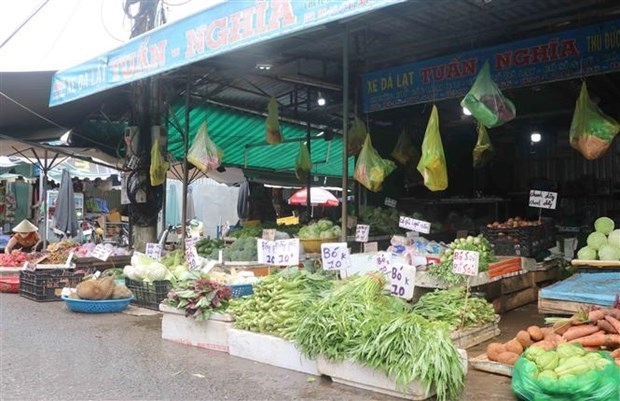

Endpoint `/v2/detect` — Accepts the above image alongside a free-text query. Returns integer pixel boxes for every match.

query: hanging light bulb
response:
[462,107,472,116]
[317,91,326,106]
[530,132,542,143]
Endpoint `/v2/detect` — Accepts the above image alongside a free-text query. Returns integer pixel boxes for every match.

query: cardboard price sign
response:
[257,239,300,266]
[388,264,416,300]
[185,246,200,270]
[452,249,480,276]
[384,197,397,208]
[374,251,392,276]
[262,229,276,241]
[321,242,351,270]
[529,190,557,209]
[363,241,378,253]
[91,244,112,261]
[145,243,162,261]
[398,216,431,234]
[355,224,370,242]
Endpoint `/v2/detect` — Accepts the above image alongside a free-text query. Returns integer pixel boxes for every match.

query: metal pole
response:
[340,25,349,242]
[42,150,48,248]
[306,122,312,218]
[181,75,191,248]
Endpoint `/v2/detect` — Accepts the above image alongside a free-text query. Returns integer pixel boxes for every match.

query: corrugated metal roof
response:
[167,104,354,179]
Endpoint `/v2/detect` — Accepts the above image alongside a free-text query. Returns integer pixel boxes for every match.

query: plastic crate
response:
[481,219,555,257]
[227,283,254,298]
[19,269,85,302]
[124,278,170,310]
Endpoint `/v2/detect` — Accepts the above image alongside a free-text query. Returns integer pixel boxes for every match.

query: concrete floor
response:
[0,293,542,401]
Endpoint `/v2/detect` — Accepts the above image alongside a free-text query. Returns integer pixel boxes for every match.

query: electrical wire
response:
[0,0,51,50]
[41,0,81,64]
[100,0,128,43]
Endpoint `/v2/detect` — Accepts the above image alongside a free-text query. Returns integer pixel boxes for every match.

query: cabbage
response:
[145,262,168,282]
[317,219,333,231]
[131,252,155,267]
[586,231,608,250]
[331,225,342,238]
[320,230,335,239]
[594,216,615,235]
[123,265,138,281]
[598,244,620,261]
[608,229,620,247]
[577,246,597,260]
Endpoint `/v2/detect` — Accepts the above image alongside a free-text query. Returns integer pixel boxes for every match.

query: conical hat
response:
[12,219,38,233]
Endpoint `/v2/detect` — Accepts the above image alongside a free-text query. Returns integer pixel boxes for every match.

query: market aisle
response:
[0,293,524,401]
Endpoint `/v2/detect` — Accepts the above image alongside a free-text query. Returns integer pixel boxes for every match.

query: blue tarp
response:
[540,272,620,306]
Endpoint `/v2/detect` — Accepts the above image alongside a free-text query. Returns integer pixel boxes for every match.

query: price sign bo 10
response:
[321,242,351,270]
[257,239,299,266]
[398,216,431,234]
[452,249,480,276]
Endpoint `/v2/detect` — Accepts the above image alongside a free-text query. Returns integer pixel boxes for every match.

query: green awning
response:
[167,104,353,179]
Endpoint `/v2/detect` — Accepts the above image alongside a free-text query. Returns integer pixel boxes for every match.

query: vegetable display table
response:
[160,304,233,352]
[538,272,619,315]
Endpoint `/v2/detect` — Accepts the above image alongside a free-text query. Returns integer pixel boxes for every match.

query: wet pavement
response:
[0,293,540,400]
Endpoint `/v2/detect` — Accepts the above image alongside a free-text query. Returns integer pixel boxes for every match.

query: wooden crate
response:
[469,353,513,377]
[450,321,501,349]
[537,295,608,315]
[493,287,538,314]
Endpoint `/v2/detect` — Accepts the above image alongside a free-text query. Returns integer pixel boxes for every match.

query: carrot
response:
[604,308,620,320]
[586,309,607,323]
[604,315,620,334]
[597,319,618,334]
[563,324,600,341]
[568,333,620,348]
[610,348,620,358]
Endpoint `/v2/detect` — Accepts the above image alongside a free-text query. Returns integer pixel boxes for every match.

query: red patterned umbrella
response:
[288,187,339,207]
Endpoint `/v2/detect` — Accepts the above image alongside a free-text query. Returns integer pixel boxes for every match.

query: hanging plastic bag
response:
[187,121,223,173]
[295,142,312,181]
[461,61,516,128]
[149,138,169,186]
[391,128,419,166]
[354,135,396,192]
[417,105,448,191]
[472,123,495,168]
[265,96,282,144]
[348,116,368,156]
[569,82,620,160]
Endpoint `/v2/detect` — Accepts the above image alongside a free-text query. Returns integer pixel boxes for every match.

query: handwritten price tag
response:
[398,216,431,234]
[185,237,198,249]
[321,242,351,270]
[355,224,370,242]
[389,263,416,300]
[145,243,162,261]
[262,229,276,241]
[374,251,392,277]
[257,239,300,266]
[452,249,480,276]
[363,241,378,253]
[91,244,112,261]
[185,246,199,270]
[529,190,557,209]
[384,197,397,208]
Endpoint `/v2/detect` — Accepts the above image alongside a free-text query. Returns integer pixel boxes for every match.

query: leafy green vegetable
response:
[598,244,620,261]
[164,277,232,320]
[608,229,620,247]
[594,216,615,235]
[429,235,495,287]
[577,246,597,260]
[586,231,607,250]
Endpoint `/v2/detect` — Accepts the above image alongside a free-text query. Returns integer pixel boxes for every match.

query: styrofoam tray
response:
[469,353,513,377]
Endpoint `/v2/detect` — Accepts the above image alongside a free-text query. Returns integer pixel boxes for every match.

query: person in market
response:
[4,219,42,253]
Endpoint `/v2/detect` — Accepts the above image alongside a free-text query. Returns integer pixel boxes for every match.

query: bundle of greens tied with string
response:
[429,234,496,287]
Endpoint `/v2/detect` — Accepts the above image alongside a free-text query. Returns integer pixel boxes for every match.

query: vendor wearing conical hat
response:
[5,219,42,253]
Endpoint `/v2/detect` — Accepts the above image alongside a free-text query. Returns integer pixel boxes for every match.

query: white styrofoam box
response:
[0,267,23,277]
[160,304,232,352]
[227,328,319,375]
[159,303,234,322]
[316,349,468,401]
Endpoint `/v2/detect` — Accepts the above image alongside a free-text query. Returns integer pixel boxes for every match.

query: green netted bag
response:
[472,123,495,168]
[417,105,448,191]
[266,96,282,144]
[461,61,516,128]
[295,142,312,181]
[569,82,620,160]
[354,135,396,192]
[512,349,620,401]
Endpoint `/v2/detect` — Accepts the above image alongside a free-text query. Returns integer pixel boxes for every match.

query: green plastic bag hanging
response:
[187,121,223,173]
[265,96,282,144]
[391,128,419,166]
[354,134,396,192]
[472,123,495,168]
[512,348,620,401]
[461,61,516,128]
[295,142,312,181]
[417,105,448,191]
[149,138,169,186]
[569,82,620,160]
[348,116,368,156]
